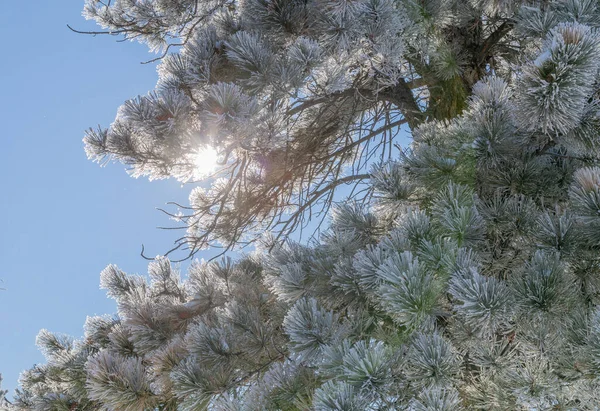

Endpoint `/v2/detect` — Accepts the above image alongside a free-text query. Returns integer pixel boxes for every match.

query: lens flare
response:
[193,147,219,178]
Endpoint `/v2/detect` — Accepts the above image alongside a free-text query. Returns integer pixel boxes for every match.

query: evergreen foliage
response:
[0,377,8,409]
[80,0,556,257]
[7,0,600,409]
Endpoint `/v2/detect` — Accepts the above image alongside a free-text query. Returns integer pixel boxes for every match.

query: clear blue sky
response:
[0,2,202,396]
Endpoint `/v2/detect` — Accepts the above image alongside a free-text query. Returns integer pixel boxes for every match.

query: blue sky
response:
[0,2,200,396]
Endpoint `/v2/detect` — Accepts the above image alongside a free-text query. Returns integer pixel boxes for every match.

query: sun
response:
[193,147,219,178]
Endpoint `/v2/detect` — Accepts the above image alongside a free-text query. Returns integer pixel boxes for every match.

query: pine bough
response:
[7,0,600,409]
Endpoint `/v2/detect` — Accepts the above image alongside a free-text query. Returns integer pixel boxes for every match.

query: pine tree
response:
[80,0,542,257]
[8,0,600,409]
[0,376,9,409]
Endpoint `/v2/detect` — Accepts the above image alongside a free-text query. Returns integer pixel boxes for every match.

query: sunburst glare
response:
[193,147,219,178]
